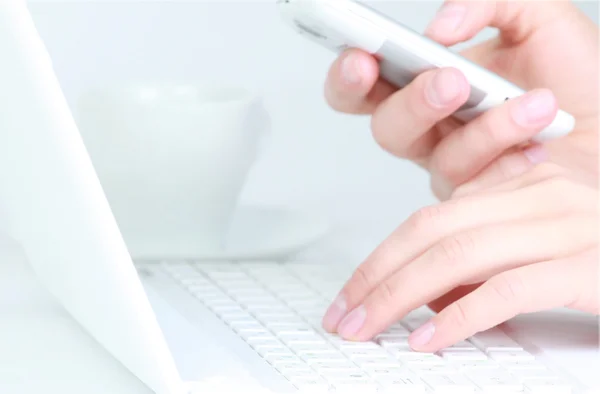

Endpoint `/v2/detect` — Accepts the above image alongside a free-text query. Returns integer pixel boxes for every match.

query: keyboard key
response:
[265,353,302,366]
[454,359,501,370]
[210,304,247,315]
[439,349,488,361]
[254,345,290,357]
[466,371,523,392]
[469,328,523,352]
[501,360,549,370]
[376,333,411,342]
[446,341,478,351]
[421,373,477,393]
[409,365,458,375]
[393,351,445,365]
[378,373,428,393]
[488,350,536,362]
[523,377,572,394]
[274,328,317,337]
[228,320,263,329]
[273,360,311,372]
[288,343,335,353]
[509,367,556,381]
[283,336,328,346]
[254,311,298,321]
[383,324,411,336]
[321,370,370,380]
[362,365,407,376]
[314,364,361,374]
[342,348,393,359]
[245,336,281,346]
[265,321,310,330]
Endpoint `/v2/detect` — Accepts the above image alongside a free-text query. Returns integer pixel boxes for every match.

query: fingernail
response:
[425,3,467,36]
[337,305,366,339]
[523,143,548,164]
[408,321,435,349]
[341,54,363,85]
[426,68,463,106]
[322,294,347,332]
[512,90,556,127]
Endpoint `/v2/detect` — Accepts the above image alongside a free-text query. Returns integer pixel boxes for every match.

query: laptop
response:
[0,3,594,394]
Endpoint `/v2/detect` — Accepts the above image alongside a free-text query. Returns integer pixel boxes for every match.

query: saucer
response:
[136,204,330,262]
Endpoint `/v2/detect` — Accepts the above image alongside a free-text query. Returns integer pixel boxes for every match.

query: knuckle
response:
[431,157,457,185]
[375,280,396,304]
[488,272,527,309]
[446,300,470,330]
[352,264,376,291]
[433,233,476,267]
[409,204,447,233]
[495,152,529,181]
[479,113,515,146]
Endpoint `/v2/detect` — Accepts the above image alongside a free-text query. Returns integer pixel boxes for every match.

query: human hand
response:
[324,0,599,199]
[321,162,599,351]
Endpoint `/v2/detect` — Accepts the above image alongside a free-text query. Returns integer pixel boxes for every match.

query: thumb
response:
[424,0,574,46]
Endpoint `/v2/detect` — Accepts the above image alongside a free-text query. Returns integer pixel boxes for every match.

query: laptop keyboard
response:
[160,261,574,393]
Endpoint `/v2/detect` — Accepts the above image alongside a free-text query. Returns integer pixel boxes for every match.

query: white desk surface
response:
[0,231,598,394]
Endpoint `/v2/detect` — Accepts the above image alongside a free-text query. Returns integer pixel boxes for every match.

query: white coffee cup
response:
[76,84,270,259]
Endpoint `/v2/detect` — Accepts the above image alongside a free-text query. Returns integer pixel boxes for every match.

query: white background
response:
[26,0,599,257]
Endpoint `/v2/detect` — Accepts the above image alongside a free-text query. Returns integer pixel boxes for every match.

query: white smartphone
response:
[277,0,575,142]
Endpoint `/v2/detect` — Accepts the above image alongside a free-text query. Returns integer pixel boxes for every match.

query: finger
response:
[424,0,573,47]
[333,216,597,341]
[324,49,396,114]
[321,185,581,333]
[409,248,598,352]
[370,67,470,160]
[452,160,568,198]
[449,145,545,198]
[429,89,559,198]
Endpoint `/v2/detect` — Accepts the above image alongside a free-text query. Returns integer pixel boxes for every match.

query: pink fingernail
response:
[425,3,467,36]
[523,143,548,164]
[337,305,367,339]
[409,321,436,349]
[426,68,463,106]
[341,54,363,85]
[512,90,556,127]
[322,294,347,332]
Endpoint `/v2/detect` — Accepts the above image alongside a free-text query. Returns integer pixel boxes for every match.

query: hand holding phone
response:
[277,0,575,142]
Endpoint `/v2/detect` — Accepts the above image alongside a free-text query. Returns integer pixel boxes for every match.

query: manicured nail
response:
[337,305,367,338]
[341,54,363,85]
[408,321,436,349]
[322,294,347,332]
[512,90,556,127]
[425,3,467,36]
[523,143,548,164]
[426,68,463,106]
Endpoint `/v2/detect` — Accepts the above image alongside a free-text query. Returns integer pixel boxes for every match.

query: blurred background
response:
[25,0,600,259]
